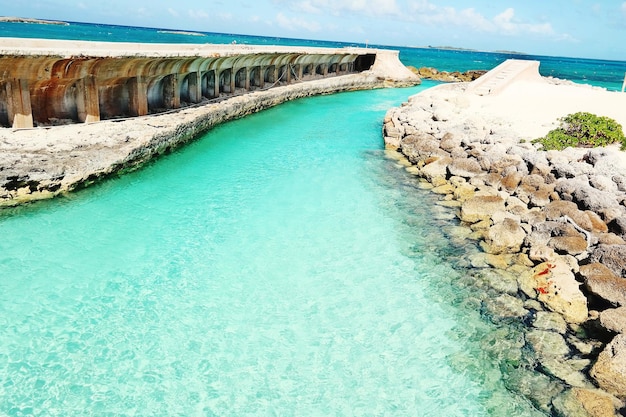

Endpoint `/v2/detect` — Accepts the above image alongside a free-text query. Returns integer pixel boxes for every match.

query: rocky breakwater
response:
[0,66,419,207]
[384,81,626,416]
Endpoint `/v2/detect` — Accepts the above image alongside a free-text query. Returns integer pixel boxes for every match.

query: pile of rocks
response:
[408,66,487,83]
[384,83,626,416]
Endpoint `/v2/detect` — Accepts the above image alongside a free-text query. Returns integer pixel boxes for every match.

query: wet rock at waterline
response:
[383,81,626,415]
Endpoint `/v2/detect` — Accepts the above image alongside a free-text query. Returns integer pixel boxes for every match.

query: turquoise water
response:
[0,85,545,415]
[1,20,625,91]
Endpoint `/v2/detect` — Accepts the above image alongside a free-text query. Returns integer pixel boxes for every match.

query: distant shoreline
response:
[0,16,69,26]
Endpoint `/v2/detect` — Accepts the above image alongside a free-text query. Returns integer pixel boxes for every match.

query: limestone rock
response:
[595,232,626,246]
[548,235,589,255]
[521,261,588,324]
[482,218,526,254]
[589,243,626,278]
[572,388,622,417]
[608,216,626,240]
[590,334,626,399]
[572,183,621,214]
[553,388,621,417]
[529,244,557,263]
[599,307,626,333]
[533,311,568,334]
[420,156,452,185]
[540,356,592,388]
[460,195,505,223]
[527,329,571,357]
[447,157,482,178]
[483,294,528,319]
[580,261,626,307]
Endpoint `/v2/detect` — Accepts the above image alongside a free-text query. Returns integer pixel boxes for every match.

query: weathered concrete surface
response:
[0,38,417,128]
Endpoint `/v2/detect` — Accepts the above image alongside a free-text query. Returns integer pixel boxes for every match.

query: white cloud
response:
[219,12,233,21]
[407,2,562,39]
[493,7,554,35]
[275,12,321,32]
[622,2,626,15]
[278,0,400,17]
[188,9,209,19]
[167,8,179,18]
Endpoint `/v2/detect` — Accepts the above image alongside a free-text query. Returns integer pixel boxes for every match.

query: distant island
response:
[0,16,69,25]
[157,30,206,37]
[421,45,528,55]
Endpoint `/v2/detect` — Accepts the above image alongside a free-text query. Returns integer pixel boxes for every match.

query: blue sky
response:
[1,0,626,60]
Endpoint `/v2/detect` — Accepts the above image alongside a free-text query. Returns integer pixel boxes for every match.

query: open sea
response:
[0,21,624,416]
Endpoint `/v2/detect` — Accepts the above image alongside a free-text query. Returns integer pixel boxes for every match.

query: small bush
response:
[532,112,626,151]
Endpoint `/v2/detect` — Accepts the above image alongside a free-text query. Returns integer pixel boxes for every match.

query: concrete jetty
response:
[0,38,417,129]
[0,38,419,205]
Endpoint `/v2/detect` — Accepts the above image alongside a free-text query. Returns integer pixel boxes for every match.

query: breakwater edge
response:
[384,64,626,416]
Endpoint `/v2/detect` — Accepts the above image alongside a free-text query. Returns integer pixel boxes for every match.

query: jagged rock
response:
[520,261,588,324]
[482,218,526,254]
[590,334,626,399]
[453,183,476,202]
[483,294,528,319]
[420,156,452,186]
[607,216,626,240]
[529,244,558,263]
[553,388,621,417]
[548,236,589,255]
[460,195,505,223]
[595,232,626,245]
[501,172,523,192]
[540,356,593,388]
[572,183,621,214]
[447,157,482,178]
[479,268,519,294]
[527,329,571,357]
[439,132,461,152]
[505,367,564,413]
[588,245,626,278]
[599,307,626,333]
[533,311,568,334]
[589,174,618,193]
[399,132,446,162]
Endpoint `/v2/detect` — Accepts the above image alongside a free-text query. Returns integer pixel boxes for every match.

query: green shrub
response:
[532,112,626,151]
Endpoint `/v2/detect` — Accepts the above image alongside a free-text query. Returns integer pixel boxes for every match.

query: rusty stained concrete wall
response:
[0,39,380,128]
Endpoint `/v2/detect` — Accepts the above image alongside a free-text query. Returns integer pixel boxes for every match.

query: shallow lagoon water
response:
[0,85,546,416]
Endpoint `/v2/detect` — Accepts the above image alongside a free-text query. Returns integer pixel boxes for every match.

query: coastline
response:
[0,72,416,207]
[384,70,626,416]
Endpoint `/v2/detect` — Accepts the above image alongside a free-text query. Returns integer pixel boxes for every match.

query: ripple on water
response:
[0,88,546,416]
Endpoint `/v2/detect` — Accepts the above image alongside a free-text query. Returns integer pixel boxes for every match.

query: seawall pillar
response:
[164,74,180,109]
[188,71,202,103]
[129,76,148,116]
[5,78,33,128]
[78,75,100,123]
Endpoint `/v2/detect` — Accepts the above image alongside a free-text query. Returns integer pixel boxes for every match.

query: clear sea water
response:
[0,20,620,416]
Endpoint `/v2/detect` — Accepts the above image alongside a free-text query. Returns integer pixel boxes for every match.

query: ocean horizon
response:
[1,19,626,91]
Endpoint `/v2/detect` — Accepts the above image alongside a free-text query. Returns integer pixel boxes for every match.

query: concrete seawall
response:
[0,40,419,206]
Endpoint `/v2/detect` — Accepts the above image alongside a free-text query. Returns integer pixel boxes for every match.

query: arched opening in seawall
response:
[0,43,386,129]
